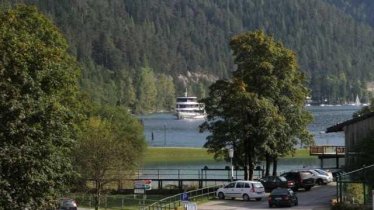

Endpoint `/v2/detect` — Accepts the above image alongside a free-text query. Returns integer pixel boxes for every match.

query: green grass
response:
[143,147,315,165]
[284,148,312,158]
[144,147,217,165]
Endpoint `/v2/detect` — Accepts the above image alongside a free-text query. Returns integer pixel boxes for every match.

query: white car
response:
[313,169,334,182]
[216,180,265,201]
[306,169,333,185]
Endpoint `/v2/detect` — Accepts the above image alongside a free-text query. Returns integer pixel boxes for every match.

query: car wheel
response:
[218,192,225,200]
[305,186,311,191]
[243,194,250,201]
[317,179,323,185]
[256,198,262,201]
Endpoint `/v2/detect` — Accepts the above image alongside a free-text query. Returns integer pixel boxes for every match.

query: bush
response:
[331,203,371,210]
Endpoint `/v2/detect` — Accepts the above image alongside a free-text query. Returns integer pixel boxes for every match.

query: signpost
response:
[134,180,152,207]
[134,179,152,193]
[181,192,189,201]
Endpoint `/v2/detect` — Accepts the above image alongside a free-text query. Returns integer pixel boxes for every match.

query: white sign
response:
[134,188,145,194]
[134,180,152,190]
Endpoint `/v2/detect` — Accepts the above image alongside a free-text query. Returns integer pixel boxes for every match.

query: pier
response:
[309,145,345,168]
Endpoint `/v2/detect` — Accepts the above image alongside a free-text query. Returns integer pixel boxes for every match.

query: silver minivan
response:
[216,180,265,201]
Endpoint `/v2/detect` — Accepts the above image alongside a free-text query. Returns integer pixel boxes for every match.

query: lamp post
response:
[229,148,234,181]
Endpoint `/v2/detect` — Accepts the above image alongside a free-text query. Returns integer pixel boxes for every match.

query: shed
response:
[326,112,374,170]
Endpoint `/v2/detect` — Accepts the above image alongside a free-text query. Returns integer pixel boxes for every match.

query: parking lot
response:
[198,182,336,210]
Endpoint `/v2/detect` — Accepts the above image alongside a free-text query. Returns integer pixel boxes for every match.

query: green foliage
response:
[74,105,146,209]
[201,31,313,179]
[156,74,176,111]
[0,5,81,209]
[136,67,157,113]
[2,0,374,110]
[332,202,371,210]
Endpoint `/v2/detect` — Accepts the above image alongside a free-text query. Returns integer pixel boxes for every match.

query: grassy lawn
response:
[143,147,315,165]
[143,147,219,165]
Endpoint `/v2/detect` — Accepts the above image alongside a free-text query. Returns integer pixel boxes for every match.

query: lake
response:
[141,105,360,147]
[140,105,361,171]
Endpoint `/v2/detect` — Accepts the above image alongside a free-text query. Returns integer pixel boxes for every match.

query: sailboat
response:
[351,95,361,106]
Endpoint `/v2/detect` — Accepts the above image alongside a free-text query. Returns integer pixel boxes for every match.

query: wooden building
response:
[326,112,374,170]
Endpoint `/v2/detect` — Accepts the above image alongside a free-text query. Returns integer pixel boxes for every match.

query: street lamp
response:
[229,148,234,181]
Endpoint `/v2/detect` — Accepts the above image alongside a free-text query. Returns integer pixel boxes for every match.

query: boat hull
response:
[176,112,206,120]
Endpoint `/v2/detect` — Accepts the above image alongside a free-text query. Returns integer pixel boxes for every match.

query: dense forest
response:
[1,0,374,113]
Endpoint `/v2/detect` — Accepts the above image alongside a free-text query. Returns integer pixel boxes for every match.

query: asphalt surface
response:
[198,183,336,210]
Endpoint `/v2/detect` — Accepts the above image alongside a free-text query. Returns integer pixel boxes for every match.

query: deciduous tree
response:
[0,5,80,209]
[201,31,313,180]
[74,105,146,210]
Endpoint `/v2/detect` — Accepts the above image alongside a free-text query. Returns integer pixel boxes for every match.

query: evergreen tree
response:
[136,67,157,113]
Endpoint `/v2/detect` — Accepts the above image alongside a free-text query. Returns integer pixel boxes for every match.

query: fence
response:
[143,185,220,210]
[336,164,374,206]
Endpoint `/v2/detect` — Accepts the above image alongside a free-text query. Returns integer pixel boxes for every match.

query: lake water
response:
[141,105,360,147]
[140,105,361,171]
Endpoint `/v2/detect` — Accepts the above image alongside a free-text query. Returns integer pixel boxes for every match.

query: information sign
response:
[181,192,189,201]
[134,180,152,190]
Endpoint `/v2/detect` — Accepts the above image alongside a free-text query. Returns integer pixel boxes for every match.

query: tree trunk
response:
[272,157,278,176]
[248,153,254,180]
[265,153,271,176]
[244,165,249,180]
[95,180,101,210]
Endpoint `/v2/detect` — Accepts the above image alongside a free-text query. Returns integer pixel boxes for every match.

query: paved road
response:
[198,183,336,210]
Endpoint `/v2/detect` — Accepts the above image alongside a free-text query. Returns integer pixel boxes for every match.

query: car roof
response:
[235,180,261,183]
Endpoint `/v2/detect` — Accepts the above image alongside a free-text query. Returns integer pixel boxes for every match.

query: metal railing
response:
[143,185,220,210]
[310,146,345,155]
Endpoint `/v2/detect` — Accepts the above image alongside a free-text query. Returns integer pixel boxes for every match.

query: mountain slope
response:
[2,0,374,109]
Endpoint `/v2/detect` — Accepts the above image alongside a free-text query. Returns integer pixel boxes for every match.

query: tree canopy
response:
[74,105,146,210]
[201,31,313,180]
[0,5,80,209]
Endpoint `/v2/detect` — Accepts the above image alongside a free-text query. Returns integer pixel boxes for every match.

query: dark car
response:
[268,188,298,207]
[58,198,77,210]
[280,171,315,191]
[259,176,295,192]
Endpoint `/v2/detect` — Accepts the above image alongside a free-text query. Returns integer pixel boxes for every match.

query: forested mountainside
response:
[1,0,374,113]
[326,0,374,27]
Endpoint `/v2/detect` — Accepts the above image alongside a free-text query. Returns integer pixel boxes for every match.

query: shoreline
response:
[144,147,317,166]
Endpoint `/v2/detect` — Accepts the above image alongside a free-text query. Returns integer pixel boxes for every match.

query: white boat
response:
[355,95,361,106]
[175,90,206,120]
[350,95,361,106]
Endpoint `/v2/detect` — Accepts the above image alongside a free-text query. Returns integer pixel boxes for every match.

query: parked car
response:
[268,188,298,208]
[280,171,315,191]
[258,176,295,192]
[314,169,334,182]
[57,198,77,210]
[216,180,265,201]
[308,169,333,184]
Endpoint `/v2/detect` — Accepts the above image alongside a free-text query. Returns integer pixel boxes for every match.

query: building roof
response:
[326,111,374,133]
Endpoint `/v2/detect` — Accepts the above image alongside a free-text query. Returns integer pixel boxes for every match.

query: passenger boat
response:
[175,90,206,120]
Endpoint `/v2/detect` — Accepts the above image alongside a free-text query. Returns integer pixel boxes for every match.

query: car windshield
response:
[314,169,328,175]
[271,189,288,195]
